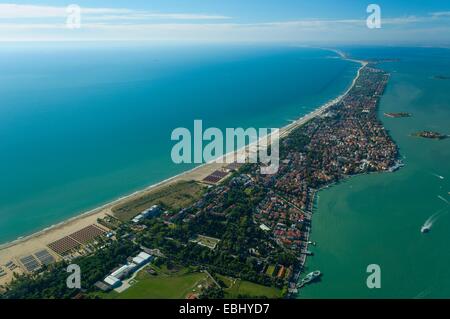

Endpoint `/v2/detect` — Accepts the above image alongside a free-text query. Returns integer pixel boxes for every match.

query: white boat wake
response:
[413,288,432,299]
[438,195,450,205]
[421,207,449,233]
[431,173,445,180]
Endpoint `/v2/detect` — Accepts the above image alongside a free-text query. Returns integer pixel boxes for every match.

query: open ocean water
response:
[0,44,358,244]
[299,47,450,298]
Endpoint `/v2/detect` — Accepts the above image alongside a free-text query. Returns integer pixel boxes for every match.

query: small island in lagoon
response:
[384,112,412,118]
[433,75,450,80]
[412,131,448,140]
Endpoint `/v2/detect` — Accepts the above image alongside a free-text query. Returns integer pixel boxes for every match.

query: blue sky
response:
[1,0,449,45]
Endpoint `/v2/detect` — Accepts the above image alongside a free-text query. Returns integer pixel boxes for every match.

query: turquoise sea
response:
[299,47,450,298]
[0,44,359,244]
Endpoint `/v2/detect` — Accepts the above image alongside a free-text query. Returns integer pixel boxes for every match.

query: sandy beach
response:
[0,52,366,287]
[0,161,224,286]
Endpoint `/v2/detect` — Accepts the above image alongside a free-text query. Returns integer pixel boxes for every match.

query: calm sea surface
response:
[0,44,358,243]
[299,47,450,298]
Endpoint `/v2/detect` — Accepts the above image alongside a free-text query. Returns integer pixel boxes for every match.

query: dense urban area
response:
[0,64,399,299]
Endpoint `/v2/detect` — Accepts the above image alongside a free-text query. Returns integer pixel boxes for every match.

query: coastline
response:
[293,48,450,298]
[294,58,398,297]
[0,49,366,286]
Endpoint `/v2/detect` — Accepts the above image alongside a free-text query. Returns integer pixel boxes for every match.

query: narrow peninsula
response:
[0,56,400,300]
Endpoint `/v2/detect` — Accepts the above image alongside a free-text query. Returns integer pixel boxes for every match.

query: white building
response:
[132,205,161,223]
[104,275,121,288]
[132,256,145,266]
[107,263,136,281]
[102,251,153,289]
[132,252,152,267]
[137,251,152,260]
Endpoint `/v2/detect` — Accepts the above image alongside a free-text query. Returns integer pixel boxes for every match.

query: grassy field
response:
[101,265,211,299]
[95,264,281,299]
[217,275,282,298]
[265,264,276,277]
[112,181,205,221]
[118,273,207,299]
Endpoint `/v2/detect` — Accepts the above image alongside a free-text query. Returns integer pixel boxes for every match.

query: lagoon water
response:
[299,47,450,298]
[2,44,449,298]
[0,44,358,244]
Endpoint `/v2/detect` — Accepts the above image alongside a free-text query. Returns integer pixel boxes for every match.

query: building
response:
[110,264,136,280]
[94,281,112,292]
[101,251,153,290]
[132,252,152,267]
[104,275,121,288]
[132,205,161,223]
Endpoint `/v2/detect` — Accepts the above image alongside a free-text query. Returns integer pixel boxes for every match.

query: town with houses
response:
[0,64,400,299]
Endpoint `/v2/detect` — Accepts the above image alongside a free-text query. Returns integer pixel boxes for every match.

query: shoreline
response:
[0,49,366,286]
[294,59,398,297]
[0,162,222,251]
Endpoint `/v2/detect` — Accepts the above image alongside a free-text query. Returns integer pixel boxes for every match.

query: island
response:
[433,75,450,80]
[384,112,412,118]
[412,131,448,140]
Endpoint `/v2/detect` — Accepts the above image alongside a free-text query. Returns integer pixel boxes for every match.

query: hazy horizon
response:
[0,1,449,45]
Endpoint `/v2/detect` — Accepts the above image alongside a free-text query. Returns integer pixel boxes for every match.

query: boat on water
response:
[298,270,321,287]
[421,224,431,233]
[389,161,405,172]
